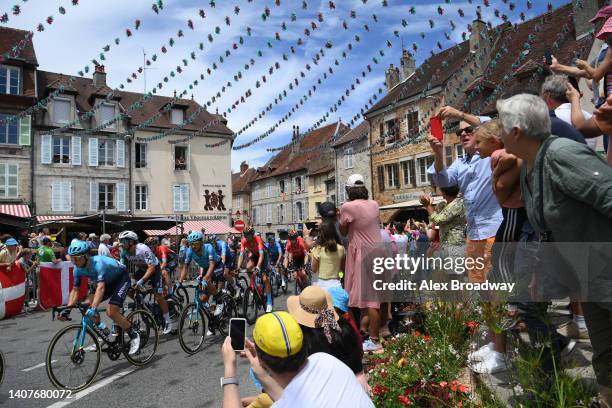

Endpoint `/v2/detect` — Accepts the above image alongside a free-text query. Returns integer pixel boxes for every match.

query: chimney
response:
[399,49,416,81]
[291,125,300,157]
[385,64,400,91]
[240,161,249,174]
[573,0,603,40]
[93,65,107,89]
[469,19,489,53]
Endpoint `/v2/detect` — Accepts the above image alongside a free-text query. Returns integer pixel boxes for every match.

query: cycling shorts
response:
[133,265,163,294]
[213,266,225,283]
[248,252,268,271]
[290,256,305,269]
[102,273,131,307]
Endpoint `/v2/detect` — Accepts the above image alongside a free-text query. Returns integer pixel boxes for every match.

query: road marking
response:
[45,368,135,408]
[22,360,57,372]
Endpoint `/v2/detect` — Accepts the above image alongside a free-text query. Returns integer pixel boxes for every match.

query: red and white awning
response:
[36,215,75,223]
[144,220,239,236]
[0,204,31,218]
[144,229,169,236]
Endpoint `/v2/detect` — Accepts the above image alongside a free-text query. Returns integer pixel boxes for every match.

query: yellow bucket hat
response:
[253,311,303,358]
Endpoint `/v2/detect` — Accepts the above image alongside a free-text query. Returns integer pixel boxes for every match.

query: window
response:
[295,176,302,193]
[379,122,384,140]
[278,204,285,223]
[53,98,71,124]
[98,183,115,210]
[445,145,453,167]
[171,108,184,125]
[252,207,258,225]
[100,103,116,128]
[339,182,346,205]
[344,147,354,169]
[406,111,419,136]
[266,204,272,223]
[135,143,147,168]
[53,136,71,164]
[135,185,148,211]
[174,145,188,170]
[296,202,304,221]
[235,195,242,209]
[279,179,285,194]
[401,160,416,187]
[0,163,18,198]
[455,144,465,160]
[377,165,385,192]
[417,155,435,186]
[51,181,71,211]
[0,114,18,144]
[98,140,115,166]
[314,176,323,193]
[267,181,272,198]
[385,119,399,144]
[0,66,20,95]
[386,163,399,188]
[173,184,189,212]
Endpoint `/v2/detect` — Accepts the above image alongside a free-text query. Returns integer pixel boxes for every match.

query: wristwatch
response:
[220,376,239,387]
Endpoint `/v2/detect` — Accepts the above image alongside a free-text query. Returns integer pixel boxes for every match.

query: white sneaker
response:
[84,343,98,352]
[206,329,213,336]
[265,304,273,313]
[214,304,224,317]
[470,352,508,374]
[162,320,175,335]
[363,338,383,352]
[468,342,495,362]
[128,333,140,355]
[281,278,286,289]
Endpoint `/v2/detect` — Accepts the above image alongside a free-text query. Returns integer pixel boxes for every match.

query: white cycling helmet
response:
[118,230,138,241]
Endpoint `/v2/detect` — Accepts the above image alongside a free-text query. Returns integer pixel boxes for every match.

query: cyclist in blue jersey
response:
[59,241,140,355]
[118,231,175,335]
[208,235,237,292]
[180,231,218,308]
[266,235,285,288]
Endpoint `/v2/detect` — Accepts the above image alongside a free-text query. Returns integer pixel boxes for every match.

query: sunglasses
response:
[190,241,202,247]
[456,126,474,137]
[71,255,86,261]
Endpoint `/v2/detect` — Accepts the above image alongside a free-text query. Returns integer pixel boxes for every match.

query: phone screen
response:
[545,50,552,65]
[230,318,246,351]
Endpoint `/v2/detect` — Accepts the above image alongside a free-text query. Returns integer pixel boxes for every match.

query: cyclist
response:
[265,235,284,288]
[283,229,310,284]
[60,241,140,355]
[118,231,175,335]
[179,231,219,312]
[144,237,178,297]
[236,226,273,313]
[210,234,238,294]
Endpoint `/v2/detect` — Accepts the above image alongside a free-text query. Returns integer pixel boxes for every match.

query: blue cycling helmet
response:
[68,240,89,256]
[187,231,204,243]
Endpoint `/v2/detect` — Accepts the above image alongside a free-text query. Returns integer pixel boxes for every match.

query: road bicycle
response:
[130,285,182,335]
[172,280,190,308]
[46,303,158,391]
[268,264,281,298]
[289,263,311,295]
[178,281,238,354]
[242,268,271,325]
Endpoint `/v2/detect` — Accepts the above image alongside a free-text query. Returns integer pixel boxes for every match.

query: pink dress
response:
[340,199,381,309]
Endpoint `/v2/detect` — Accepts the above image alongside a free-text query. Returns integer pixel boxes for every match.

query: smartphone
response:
[544,49,552,66]
[430,116,444,141]
[229,318,247,351]
[305,222,318,231]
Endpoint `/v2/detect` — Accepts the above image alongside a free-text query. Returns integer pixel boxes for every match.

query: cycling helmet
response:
[118,230,138,241]
[243,226,255,236]
[267,235,274,242]
[206,234,216,243]
[144,236,159,247]
[187,231,204,243]
[68,240,89,256]
[287,229,298,239]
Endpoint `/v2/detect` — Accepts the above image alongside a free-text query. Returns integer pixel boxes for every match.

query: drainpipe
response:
[127,134,133,216]
[30,123,35,225]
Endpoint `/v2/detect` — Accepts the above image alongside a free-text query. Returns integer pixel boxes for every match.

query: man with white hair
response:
[497,93,612,407]
[98,234,112,257]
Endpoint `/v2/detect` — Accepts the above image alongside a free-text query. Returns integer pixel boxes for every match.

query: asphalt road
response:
[0,288,292,408]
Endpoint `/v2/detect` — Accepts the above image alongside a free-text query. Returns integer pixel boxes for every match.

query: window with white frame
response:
[455,144,465,160]
[252,207,258,225]
[98,140,115,166]
[278,203,285,223]
[171,108,184,125]
[295,201,304,221]
[266,181,272,198]
[344,147,354,169]
[98,183,115,210]
[174,145,188,170]
[279,179,285,194]
[53,136,71,164]
[266,204,272,223]
[401,159,416,187]
[100,103,116,128]
[0,65,20,95]
[417,155,435,186]
[135,185,148,211]
[406,110,419,136]
[53,98,71,124]
[0,163,18,198]
[173,184,189,212]
[314,175,323,193]
[235,195,242,209]
[51,181,71,211]
[386,163,399,188]
[135,143,147,168]
[0,114,18,145]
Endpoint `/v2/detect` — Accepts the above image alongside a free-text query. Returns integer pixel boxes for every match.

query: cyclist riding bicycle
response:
[235,226,273,313]
[283,229,309,283]
[59,241,140,355]
[144,236,178,297]
[118,231,175,335]
[179,232,220,312]
[265,235,284,288]
[208,234,238,296]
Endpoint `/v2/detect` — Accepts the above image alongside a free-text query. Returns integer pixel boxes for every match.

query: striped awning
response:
[144,220,239,236]
[144,230,169,236]
[0,204,31,218]
[36,215,75,223]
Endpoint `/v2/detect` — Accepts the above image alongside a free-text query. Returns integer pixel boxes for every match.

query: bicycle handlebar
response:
[51,303,87,321]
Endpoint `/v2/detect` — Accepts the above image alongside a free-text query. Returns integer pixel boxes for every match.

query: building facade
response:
[231,161,256,226]
[332,121,372,206]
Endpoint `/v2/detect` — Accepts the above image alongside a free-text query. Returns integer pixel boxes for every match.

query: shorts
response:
[290,256,305,269]
[134,265,163,294]
[248,252,269,272]
[466,237,495,283]
[102,273,131,307]
[213,266,225,283]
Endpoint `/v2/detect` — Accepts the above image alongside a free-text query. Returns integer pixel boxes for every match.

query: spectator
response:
[161,233,171,247]
[28,233,39,250]
[420,185,465,253]
[339,174,385,352]
[98,234,112,257]
[428,111,503,284]
[311,219,345,290]
[221,311,373,408]
[37,227,64,245]
[110,241,121,260]
[0,238,20,270]
[391,222,409,256]
[497,93,612,406]
[38,237,60,264]
[17,248,38,307]
[305,201,347,249]
[88,233,99,250]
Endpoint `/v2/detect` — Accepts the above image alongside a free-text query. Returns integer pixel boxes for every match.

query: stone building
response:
[232,161,257,226]
[332,121,372,206]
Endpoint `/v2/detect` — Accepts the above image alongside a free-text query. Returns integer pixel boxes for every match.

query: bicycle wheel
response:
[122,309,158,366]
[167,298,182,334]
[218,296,237,337]
[243,287,258,325]
[174,285,190,307]
[271,271,280,298]
[178,303,207,354]
[46,324,100,391]
[0,350,4,386]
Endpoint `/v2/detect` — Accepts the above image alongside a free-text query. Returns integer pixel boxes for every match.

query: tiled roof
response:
[36,70,233,136]
[232,168,257,193]
[0,27,37,66]
[332,121,369,147]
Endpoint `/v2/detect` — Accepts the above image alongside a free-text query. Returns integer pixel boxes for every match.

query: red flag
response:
[39,262,88,309]
[0,262,25,320]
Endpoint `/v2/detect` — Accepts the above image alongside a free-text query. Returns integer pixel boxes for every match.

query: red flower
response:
[458,384,469,393]
[398,395,412,406]
[413,330,421,337]
[439,381,448,388]
[423,335,432,342]
[379,370,388,379]
[372,385,389,396]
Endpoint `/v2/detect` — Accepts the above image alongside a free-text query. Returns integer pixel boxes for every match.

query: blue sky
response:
[2,0,572,170]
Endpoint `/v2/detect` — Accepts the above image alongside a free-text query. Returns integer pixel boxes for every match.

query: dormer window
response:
[171,108,184,125]
[0,65,20,95]
[53,98,71,124]
[100,102,116,129]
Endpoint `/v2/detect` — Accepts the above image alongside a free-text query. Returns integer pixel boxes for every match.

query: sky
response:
[2,0,573,171]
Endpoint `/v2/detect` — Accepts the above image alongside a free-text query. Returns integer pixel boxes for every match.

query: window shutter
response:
[377,166,385,192]
[62,181,72,211]
[7,164,17,198]
[71,136,81,165]
[300,176,305,192]
[19,115,31,145]
[52,181,61,211]
[116,139,125,167]
[181,184,189,211]
[116,182,126,211]
[41,134,52,164]
[89,181,98,211]
[186,144,191,171]
[88,138,98,166]
[173,185,180,212]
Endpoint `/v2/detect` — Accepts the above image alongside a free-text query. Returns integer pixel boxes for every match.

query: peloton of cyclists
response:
[235,226,273,313]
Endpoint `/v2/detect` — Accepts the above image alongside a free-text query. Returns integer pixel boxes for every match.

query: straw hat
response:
[287,286,339,328]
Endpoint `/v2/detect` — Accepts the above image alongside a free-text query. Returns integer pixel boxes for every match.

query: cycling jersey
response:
[215,240,228,258]
[155,245,177,269]
[286,237,308,259]
[266,241,282,263]
[120,243,159,269]
[74,256,130,307]
[184,243,218,269]
[240,236,265,256]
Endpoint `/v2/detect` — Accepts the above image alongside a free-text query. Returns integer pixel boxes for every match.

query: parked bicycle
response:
[177,280,238,354]
[131,285,182,335]
[46,303,158,391]
[242,268,271,325]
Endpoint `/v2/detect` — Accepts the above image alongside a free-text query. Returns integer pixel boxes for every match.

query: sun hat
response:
[253,311,303,358]
[596,16,612,40]
[346,173,365,188]
[287,286,340,343]
[590,5,612,23]
[326,287,349,313]
[5,238,18,246]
